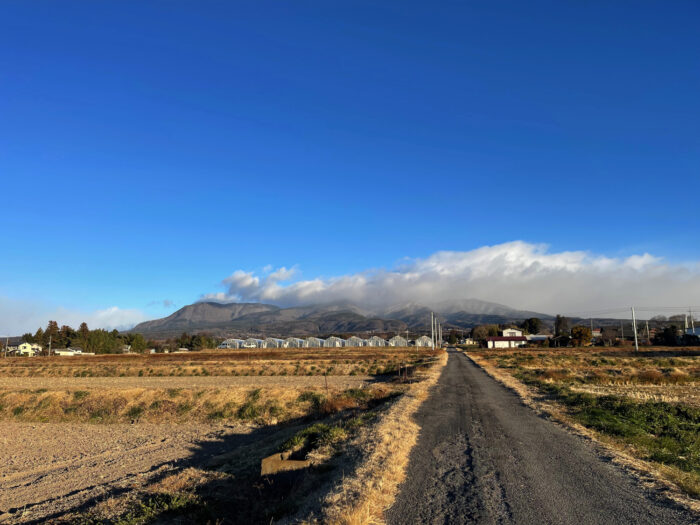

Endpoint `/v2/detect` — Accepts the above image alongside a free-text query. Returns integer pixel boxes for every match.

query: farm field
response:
[0,347,443,524]
[468,346,700,501]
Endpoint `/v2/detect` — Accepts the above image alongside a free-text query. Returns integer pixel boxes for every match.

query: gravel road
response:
[0,375,372,390]
[386,350,697,525]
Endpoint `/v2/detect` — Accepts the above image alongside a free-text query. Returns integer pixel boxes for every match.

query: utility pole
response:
[646,320,650,344]
[4,336,7,358]
[690,308,696,335]
[48,335,52,356]
[631,307,639,353]
[431,312,435,349]
[620,321,624,340]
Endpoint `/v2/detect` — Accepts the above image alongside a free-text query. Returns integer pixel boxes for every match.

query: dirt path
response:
[0,422,246,523]
[386,350,697,525]
[0,375,372,390]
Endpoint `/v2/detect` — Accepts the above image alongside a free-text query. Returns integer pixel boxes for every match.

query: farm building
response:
[388,336,408,347]
[55,347,85,356]
[283,337,306,348]
[243,338,265,348]
[345,336,364,347]
[324,336,345,348]
[218,338,245,349]
[365,336,386,347]
[525,334,551,343]
[306,337,325,348]
[415,335,433,347]
[502,328,523,337]
[485,336,527,349]
[265,338,285,349]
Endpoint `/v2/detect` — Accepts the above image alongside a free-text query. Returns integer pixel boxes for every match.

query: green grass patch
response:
[517,371,700,478]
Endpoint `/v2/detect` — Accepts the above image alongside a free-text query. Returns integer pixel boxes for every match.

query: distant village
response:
[3,313,698,357]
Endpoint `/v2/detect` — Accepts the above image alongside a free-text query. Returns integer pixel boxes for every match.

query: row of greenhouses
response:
[217,334,434,349]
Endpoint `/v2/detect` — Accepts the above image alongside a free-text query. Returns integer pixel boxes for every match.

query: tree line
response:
[12,322,221,354]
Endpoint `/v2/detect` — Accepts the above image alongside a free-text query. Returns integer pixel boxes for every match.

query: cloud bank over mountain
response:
[204,241,700,316]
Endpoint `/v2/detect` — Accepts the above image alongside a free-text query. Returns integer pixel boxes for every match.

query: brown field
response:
[0,348,435,377]
[468,346,700,502]
[0,347,444,524]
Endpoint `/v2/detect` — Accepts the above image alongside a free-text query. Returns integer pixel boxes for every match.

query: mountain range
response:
[130,299,552,338]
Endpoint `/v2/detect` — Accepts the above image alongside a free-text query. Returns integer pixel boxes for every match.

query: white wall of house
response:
[502,329,523,337]
[487,339,525,349]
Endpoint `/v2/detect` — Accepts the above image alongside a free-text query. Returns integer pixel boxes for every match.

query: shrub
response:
[127,405,144,420]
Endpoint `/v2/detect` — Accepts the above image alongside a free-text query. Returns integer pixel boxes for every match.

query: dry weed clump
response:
[317,351,448,524]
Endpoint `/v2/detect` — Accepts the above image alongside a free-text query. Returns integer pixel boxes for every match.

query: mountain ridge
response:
[130,299,552,338]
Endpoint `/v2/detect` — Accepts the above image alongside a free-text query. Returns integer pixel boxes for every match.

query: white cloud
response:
[204,241,700,316]
[0,297,148,336]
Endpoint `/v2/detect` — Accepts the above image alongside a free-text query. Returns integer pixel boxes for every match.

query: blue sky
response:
[1,2,699,332]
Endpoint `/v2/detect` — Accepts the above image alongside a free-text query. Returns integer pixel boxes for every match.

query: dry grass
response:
[0,385,399,424]
[0,348,440,378]
[0,348,438,425]
[316,350,448,524]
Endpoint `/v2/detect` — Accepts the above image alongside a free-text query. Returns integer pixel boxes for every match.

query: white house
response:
[501,328,523,338]
[55,347,92,356]
[345,336,364,347]
[485,336,527,349]
[10,342,41,356]
[415,335,433,347]
[365,336,386,347]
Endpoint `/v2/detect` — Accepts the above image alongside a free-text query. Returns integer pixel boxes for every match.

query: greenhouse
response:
[306,337,325,348]
[283,337,306,348]
[415,335,434,347]
[365,336,386,347]
[265,338,285,348]
[243,338,265,348]
[217,338,245,349]
[388,335,408,347]
[345,336,364,347]
[324,336,345,348]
